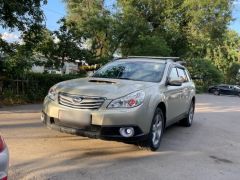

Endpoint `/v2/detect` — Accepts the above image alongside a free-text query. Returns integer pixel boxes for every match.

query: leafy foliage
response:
[3,45,34,78]
[128,35,172,56]
[65,0,235,62]
[206,30,240,77]
[118,0,234,58]
[0,0,46,31]
[2,73,86,104]
[187,58,223,92]
[226,62,240,84]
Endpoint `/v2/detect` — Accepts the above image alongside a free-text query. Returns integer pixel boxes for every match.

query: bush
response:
[226,62,240,84]
[1,90,28,105]
[187,58,223,92]
[2,72,86,104]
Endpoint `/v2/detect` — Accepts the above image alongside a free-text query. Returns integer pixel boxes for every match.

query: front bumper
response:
[42,112,147,142]
[42,97,150,142]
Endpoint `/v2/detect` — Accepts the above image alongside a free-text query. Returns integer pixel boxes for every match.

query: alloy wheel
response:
[152,114,163,146]
[188,104,194,125]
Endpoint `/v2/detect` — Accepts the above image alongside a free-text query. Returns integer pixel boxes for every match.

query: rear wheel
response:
[181,101,195,127]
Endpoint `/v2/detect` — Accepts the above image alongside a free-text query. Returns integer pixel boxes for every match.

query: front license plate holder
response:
[58,110,91,126]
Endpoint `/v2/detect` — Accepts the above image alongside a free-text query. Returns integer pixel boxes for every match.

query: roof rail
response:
[113,56,186,65]
[112,57,124,61]
[127,56,180,61]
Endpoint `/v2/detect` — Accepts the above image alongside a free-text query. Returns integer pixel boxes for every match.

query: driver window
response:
[177,68,189,82]
[169,68,179,81]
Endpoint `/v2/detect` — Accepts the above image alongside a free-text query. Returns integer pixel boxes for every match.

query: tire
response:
[181,101,195,127]
[213,90,220,96]
[138,108,164,151]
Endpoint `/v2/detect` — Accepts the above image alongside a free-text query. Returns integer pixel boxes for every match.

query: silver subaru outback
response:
[42,57,196,151]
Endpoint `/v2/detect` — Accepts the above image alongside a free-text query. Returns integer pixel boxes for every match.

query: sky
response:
[0,0,239,42]
[230,0,240,33]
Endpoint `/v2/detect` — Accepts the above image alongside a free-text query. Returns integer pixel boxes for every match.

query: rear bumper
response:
[42,112,147,142]
[0,147,9,180]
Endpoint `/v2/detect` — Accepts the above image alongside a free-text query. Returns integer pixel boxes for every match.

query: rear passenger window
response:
[177,68,189,82]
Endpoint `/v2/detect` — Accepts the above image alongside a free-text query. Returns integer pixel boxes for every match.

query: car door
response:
[229,86,237,95]
[165,66,184,123]
[219,85,229,95]
[176,67,191,114]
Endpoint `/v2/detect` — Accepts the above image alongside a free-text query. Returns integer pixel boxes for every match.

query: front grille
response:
[58,92,105,110]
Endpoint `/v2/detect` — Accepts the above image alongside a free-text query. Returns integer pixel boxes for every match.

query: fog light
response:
[119,127,134,137]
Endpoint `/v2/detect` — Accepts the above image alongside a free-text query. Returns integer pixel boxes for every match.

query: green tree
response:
[187,58,223,91]
[206,30,240,78]
[226,62,240,84]
[0,0,46,31]
[52,18,92,67]
[66,0,233,61]
[0,0,47,77]
[33,29,55,64]
[66,0,110,60]
[3,45,34,78]
[128,35,172,56]
[118,0,233,58]
[31,18,92,68]
[0,38,14,56]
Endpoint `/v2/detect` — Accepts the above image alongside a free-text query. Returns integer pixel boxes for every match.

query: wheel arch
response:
[192,96,196,104]
[157,102,166,128]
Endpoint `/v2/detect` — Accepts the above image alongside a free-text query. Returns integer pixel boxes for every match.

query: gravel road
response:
[0,94,240,180]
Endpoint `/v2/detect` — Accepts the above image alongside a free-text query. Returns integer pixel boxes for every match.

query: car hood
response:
[55,77,155,99]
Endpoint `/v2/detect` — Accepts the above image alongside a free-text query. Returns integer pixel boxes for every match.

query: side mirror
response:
[167,78,183,86]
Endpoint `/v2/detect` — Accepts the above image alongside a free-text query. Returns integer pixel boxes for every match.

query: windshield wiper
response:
[118,77,131,80]
[91,76,132,80]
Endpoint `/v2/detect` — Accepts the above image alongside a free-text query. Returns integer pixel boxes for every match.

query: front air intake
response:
[58,92,105,110]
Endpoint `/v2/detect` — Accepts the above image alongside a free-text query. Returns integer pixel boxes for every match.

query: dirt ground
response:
[0,94,240,180]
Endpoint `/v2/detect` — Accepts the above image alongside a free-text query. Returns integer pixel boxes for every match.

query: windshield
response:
[92,60,166,82]
[234,86,240,90]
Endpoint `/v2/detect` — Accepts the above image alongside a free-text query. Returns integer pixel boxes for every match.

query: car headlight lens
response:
[108,90,145,108]
[48,86,57,101]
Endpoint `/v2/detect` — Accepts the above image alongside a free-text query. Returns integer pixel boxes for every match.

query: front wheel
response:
[139,108,164,151]
[213,90,220,95]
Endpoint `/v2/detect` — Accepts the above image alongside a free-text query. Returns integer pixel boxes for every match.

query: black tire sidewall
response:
[181,101,195,127]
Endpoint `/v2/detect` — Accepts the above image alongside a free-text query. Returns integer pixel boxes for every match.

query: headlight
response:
[108,90,145,108]
[48,86,57,101]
